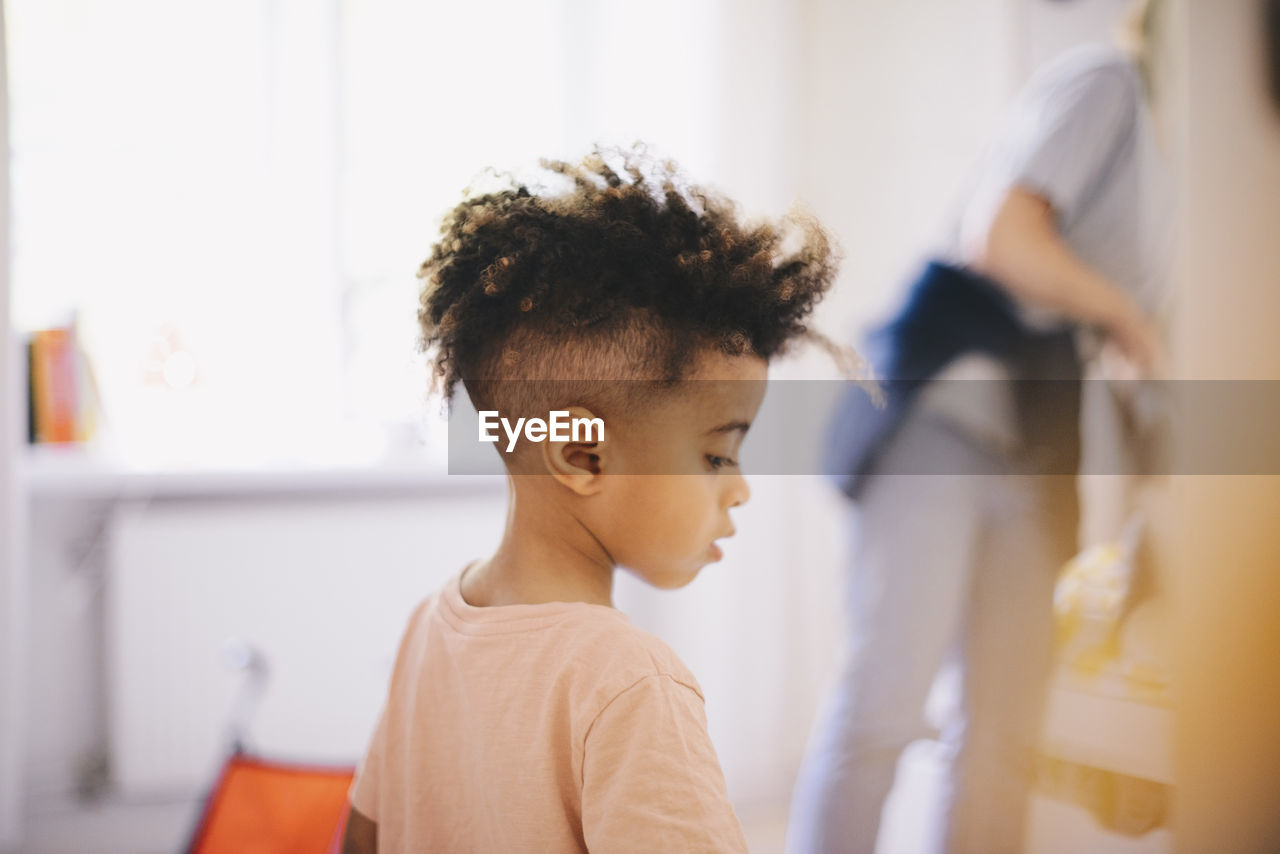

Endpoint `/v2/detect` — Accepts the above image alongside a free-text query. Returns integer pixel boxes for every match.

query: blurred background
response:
[1,0,1278,852]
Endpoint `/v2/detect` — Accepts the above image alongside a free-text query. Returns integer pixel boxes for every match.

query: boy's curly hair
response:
[417,145,843,415]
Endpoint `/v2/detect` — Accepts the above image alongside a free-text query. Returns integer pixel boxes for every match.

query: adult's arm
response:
[969,185,1163,375]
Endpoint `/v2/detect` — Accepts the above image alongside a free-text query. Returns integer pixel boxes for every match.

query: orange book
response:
[30,327,79,444]
[29,331,52,443]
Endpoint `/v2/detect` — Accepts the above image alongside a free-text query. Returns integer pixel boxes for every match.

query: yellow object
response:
[1053,516,1142,677]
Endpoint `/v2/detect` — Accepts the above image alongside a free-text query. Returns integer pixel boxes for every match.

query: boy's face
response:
[593,351,768,590]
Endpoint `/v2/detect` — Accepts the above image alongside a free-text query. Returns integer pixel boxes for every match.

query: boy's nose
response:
[727,472,750,508]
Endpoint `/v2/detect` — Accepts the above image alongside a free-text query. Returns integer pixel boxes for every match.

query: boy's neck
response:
[460,480,615,608]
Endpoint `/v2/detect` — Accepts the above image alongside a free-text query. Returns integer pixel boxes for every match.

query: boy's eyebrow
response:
[706,420,752,436]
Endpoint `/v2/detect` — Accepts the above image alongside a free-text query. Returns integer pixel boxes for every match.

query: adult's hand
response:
[1103,302,1165,380]
[968,185,1164,379]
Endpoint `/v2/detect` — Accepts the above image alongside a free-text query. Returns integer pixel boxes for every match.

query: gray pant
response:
[788,408,1069,854]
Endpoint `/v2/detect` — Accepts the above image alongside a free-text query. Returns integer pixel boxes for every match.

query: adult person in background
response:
[788,1,1171,852]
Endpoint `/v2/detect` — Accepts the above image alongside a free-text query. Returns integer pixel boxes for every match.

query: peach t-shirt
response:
[349,566,748,853]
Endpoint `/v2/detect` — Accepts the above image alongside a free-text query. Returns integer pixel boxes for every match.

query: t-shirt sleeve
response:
[1005,63,1139,226]
[581,674,749,854]
[348,697,388,821]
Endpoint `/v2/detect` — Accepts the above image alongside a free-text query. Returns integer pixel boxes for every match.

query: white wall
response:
[1021,0,1135,73]
[0,0,28,845]
[796,0,1021,341]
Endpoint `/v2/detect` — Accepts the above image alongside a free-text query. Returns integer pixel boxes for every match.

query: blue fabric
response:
[826,261,1082,500]
[874,260,1029,383]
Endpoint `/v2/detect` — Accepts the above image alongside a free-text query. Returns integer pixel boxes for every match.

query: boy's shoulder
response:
[572,607,704,702]
[406,567,705,705]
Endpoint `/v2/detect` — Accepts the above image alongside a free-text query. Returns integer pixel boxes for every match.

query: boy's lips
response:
[708,528,735,561]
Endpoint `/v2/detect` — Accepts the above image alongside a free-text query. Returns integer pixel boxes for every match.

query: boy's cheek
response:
[601,477,669,525]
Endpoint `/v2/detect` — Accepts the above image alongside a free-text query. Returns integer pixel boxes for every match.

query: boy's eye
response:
[706,454,738,471]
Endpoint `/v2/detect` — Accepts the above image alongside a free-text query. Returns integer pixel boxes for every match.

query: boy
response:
[343,147,840,853]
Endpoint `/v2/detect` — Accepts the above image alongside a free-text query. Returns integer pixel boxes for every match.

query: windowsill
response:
[21,442,505,502]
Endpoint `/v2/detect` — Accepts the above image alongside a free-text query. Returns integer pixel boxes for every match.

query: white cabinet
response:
[103,493,503,794]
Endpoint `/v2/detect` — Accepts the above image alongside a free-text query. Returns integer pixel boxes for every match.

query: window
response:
[7,0,723,467]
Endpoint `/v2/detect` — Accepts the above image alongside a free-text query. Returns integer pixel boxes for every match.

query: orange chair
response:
[185,753,353,854]
[184,639,356,854]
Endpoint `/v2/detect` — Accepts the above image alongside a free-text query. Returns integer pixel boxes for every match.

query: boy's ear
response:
[540,406,607,495]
